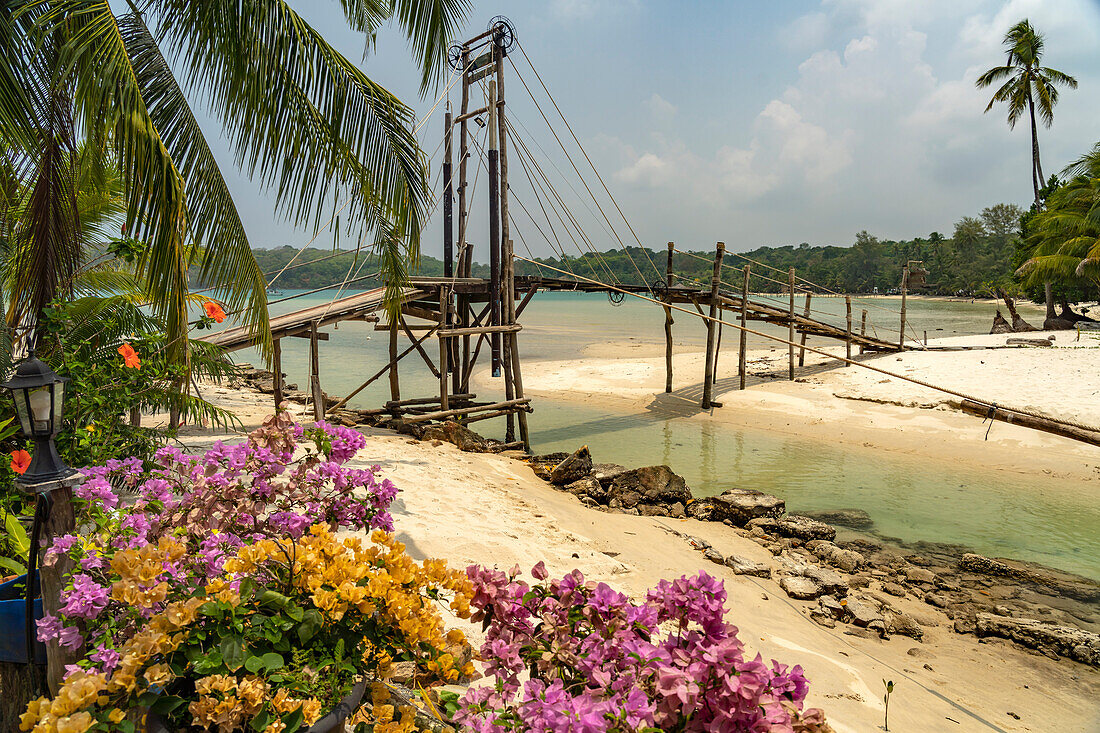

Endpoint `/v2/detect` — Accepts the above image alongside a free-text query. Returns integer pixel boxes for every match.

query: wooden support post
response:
[738,265,749,390]
[439,288,450,411]
[664,242,674,393]
[388,317,400,402]
[457,49,470,263]
[443,110,454,278]
[457,49,471,392]
[272,338,284,408]
[788,268,796,380]
[42,487,77,692]
[797,292,812,367]
[845,295,853,366]
[701,242,724,409]
[860,310,868,355]
[488,80,502,376]
[129,405,141,427]
[309,321,323,422]
[900,264,909,350]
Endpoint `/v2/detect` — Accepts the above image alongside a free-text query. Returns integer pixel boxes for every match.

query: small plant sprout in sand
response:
[883,679,895,730]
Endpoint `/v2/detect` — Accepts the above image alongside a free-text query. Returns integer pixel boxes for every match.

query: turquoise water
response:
[230,291,1100,579]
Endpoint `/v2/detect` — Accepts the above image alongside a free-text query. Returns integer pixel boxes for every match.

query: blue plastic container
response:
[0,574,46,664]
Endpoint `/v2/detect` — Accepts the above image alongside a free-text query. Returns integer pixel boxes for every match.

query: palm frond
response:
[117,11,272,361]
[386,0,471,95]
[49,0,193,364]
[154,0,429,247]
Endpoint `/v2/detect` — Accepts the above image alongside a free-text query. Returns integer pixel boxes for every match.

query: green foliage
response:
[30,296,237,468]
[1018,142,1100,300]
[253,204,1033,297]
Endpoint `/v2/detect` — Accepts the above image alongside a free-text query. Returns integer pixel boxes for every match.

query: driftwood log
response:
[960,400,1100,448]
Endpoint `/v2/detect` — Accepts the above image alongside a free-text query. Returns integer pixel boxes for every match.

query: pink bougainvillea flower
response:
[117,343,141,370]
[203,300,226,323]
[10,449,30,475]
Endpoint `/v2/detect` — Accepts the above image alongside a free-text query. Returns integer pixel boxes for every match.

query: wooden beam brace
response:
[400,316,441,377]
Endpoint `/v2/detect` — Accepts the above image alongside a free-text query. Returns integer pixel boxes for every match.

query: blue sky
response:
[205,0,1100,260]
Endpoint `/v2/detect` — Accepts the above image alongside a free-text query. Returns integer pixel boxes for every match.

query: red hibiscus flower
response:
[203,300,226,324]
[118,343,141,370]
[10,449,30,475]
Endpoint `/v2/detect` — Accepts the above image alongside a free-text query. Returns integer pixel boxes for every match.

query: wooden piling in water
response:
[309,321,323,421]
[664,242,674,393]
[845,295,852,366]
[439,288,450,411]
[860,310,867,355]
[388,317,400,402]
[788,268,796,380]
[701,242,725,408]
[738,265,749,390]
[900,264,909,349]
[798,292,812,367]
[272,338,284,409]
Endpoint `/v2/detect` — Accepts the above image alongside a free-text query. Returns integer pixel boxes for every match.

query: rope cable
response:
[515,44,664,280]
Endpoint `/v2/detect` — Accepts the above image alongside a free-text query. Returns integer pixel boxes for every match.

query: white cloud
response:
[644,93,677,123]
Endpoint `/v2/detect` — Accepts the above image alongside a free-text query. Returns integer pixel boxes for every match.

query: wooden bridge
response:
[199,22,911,450]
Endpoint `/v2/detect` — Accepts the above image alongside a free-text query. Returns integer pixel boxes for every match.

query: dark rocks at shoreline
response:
[976,614,1100,666]
[609,466,691,506]
[550,446,592,485]
[796,508,874,530]
[689,489,785,525]
[748,515,836,543]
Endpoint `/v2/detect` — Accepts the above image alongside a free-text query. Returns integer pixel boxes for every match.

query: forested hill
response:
[252,203,1033,297]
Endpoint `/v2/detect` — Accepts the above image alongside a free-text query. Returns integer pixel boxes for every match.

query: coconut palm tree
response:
[976,19,1077,205]
[0,0,468,363]
[1018,143,1100,311]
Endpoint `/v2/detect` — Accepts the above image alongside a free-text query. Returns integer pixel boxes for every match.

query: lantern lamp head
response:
[1,353,77,489]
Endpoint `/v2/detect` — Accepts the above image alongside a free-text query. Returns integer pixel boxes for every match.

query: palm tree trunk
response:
[1028,89,1043,204]
[1044,281,1055,321]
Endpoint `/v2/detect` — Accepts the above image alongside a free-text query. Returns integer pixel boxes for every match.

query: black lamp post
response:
[1,352,77,490]
[1,352,81,685]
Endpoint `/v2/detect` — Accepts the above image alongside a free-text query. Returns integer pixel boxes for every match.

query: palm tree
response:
[1018,142,1100,305]
[0,0,468,364]
[976,19,1077,205]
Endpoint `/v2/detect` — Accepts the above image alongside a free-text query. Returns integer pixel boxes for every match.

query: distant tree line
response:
[254,202,1071,299]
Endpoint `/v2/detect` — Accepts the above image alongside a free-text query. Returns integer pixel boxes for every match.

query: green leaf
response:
[3,510,30,558]
[244,655,265,674]
[220,636,247,672]
[150,695,187,715]
[258,589,291,609]
[192,650,223,674]
[260,652,285,672]
[297,609,323,644]
[281,707,304,732]
[285,603,304,622]
[250,705,272,731]
[0,556,26,575]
